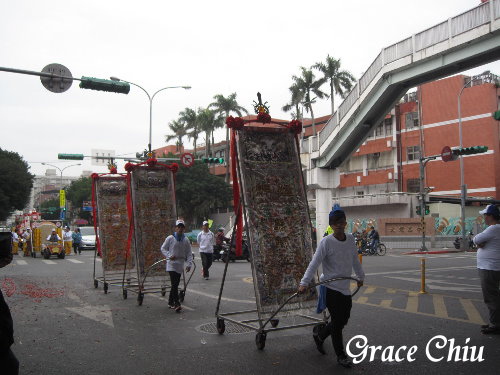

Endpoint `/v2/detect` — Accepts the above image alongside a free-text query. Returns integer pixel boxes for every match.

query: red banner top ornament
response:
[124,158,178,173]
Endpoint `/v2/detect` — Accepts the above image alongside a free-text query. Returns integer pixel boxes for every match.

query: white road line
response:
[147,293,196,310]
[365,265,476,276]
[16,260,28,265]
[42,260,57,264]
[188,288,255,304]
[67,259,84,264]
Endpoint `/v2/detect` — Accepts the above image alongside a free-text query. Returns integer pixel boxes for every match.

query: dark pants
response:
[168,271,182,307]
[200,252,213,278]
[479,269,500,327]
[318,288,352,358]
[73,243,80,254]
[0,349,19,375]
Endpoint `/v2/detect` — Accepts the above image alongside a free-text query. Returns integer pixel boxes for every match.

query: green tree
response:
[197,108,224,157]
[209,93,248,182]
[175,162,231,225]
[282,84,304,121]
[65,177,92,223]
[165,119,188,152]
[40,198,60,220]
[313,55,356,114]
[0,148,34,221]
[287,67,327,137]
[178,107,201,156]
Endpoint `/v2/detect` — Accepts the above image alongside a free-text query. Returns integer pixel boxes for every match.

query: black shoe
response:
[312,325,326,355]
[337,356,353,368]
[481,325,500,334]
[175,305,182,313]
[481,324,489,329]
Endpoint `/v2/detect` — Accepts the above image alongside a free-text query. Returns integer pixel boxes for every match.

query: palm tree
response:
[165,119,188,152]
[197,108,224,157]
[209,93,248,182]
[313,55,356,114]
[178,107,200,156]
[282,84,303,121]
[288,67,327,137]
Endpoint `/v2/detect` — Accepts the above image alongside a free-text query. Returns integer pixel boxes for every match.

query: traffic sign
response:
[180,152,195,167]
[441,146,453,162]
[40,63,73,93]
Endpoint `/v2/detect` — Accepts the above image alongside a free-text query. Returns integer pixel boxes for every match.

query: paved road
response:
[2,250,499,374]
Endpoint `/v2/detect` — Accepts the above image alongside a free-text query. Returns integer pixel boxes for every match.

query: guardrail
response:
[318,0,499,149]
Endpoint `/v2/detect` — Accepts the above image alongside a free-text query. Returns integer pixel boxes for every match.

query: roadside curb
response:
[402,250,464,255]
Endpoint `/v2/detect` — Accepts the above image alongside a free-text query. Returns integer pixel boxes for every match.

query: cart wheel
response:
[216,318,225,335]
[270,319,279,328]
[255,332,267,350]
[137,292,144,306]
[103,283,108,294]
[94,279,98,289]
[123,289,128,299]
[161,287,166,297]
[179,290,185,302]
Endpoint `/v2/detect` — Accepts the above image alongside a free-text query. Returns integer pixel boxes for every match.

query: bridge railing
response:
[318,0,499,149]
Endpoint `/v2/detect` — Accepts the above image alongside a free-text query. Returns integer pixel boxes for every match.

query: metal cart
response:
[215,275,361,350]
[122,257,196,305]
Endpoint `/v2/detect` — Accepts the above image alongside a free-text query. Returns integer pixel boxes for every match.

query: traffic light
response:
[58,153,84,160]
[79,77,130,94]
[452,146,488,156]
[493,110,500,121]
[202,157,224,164]
[416,205,421,215]
[425,205,430,215]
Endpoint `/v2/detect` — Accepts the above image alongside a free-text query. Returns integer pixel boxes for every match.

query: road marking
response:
[380,299,392,308]
[356,296,368,303]
[385,276,481,292]
[96,258,102,262]
[365,265,476,276]
[66,292,114,328]
[460,298,484,324]
[243,277,253,284]
[432,295,448,318]
[147,293,195,310]
[42,260,57,264]
[16,260,28,265]
[67,259,84,264]
[405,292,419,313]
[363,286,376,294]
[188,288,255,304]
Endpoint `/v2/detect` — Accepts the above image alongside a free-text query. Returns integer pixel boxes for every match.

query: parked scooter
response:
[453,231,477,250]
[220,240,251,263]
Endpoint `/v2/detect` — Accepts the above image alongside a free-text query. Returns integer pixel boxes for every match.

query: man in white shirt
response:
[473,204,500,335]
[299,205,364,368]
[62,226,73,256]
[197,221,215,280]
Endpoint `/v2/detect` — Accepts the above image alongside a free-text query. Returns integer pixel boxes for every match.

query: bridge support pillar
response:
[316,188,333,239]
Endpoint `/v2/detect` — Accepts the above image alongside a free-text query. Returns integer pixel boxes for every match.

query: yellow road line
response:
[460,298,485,324]
[386,288,397,294]
[405,292,419,313]
[432,294,448,318]
[380,299,392,308]
[363,286,376,294]
[356,296,368,303]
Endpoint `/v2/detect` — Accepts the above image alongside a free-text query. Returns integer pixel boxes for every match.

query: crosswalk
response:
[11,256,93,266]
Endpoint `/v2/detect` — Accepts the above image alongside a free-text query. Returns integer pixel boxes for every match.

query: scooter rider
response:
[47,229,61,242]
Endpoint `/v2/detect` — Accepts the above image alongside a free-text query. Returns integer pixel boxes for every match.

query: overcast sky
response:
[0,0,498,177]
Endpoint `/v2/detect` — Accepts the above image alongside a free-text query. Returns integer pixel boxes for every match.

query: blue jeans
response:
[370,239,379,252]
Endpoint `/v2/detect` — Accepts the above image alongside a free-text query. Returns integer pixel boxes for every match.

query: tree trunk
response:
[224,112,230,183]
[330,81,335,115]
[310,105,316,137]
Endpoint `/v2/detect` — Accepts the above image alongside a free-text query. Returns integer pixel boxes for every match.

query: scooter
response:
[453,231,477,250]
[220,241,251,263]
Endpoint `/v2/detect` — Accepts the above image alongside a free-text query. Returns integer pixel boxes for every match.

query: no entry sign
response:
[441,146,453,162]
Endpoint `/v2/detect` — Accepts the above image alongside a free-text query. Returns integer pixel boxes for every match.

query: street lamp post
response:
[41,163,81,221]
[109,77,191,154]
[457,71,489,250]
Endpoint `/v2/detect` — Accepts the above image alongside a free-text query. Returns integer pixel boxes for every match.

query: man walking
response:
[298,205,364,368]
[473,204,500,334]
[197,221,215,280]
[62,226,73,256]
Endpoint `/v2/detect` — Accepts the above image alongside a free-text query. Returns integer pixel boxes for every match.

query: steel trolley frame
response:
[215,270,360,350]
[122,257,196,305]
[93,247,136,294]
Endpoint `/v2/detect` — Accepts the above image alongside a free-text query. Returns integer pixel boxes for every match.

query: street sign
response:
[59,190,66,208]
[441,146,453,162]
[82,201,93,212]
[40,63,73,93]
[180,152,195,167]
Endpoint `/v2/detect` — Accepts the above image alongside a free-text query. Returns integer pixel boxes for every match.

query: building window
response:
[367,151,393,169]
[406,146,421,161]
[384,117,393,135]
[407,178,420,193]
[356,191,364,197]
[405,112,419,129]
[375,122,384,137]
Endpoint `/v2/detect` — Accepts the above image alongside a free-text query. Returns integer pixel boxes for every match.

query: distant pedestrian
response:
[72,228,82,254]
[473,204,500,335]
[0,227,19,374]
[10,229,19,255]
[197,221,215,280]
[368,226,380,253]
[62,226,73,255]
[298,205,364,368]
[160,220,193,313]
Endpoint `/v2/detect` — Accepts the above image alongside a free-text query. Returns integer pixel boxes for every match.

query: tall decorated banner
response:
[227,94,315,315]
[93,175,134,271]
[127,161,177,279]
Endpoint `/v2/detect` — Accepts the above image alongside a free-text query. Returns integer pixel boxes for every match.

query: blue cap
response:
[329,203,344,218]
[479,204,500,216]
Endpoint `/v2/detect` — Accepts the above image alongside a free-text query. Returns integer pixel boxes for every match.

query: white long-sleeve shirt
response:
[300,233,365,295]
[63,230,73,241]
[160,235,193,274]
[473,224,500,271]
[197,230,215,253]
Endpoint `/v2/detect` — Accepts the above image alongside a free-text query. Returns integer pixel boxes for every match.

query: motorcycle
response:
[453,231,477,251]
[42,242,65,259]
[220,240,251,263]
